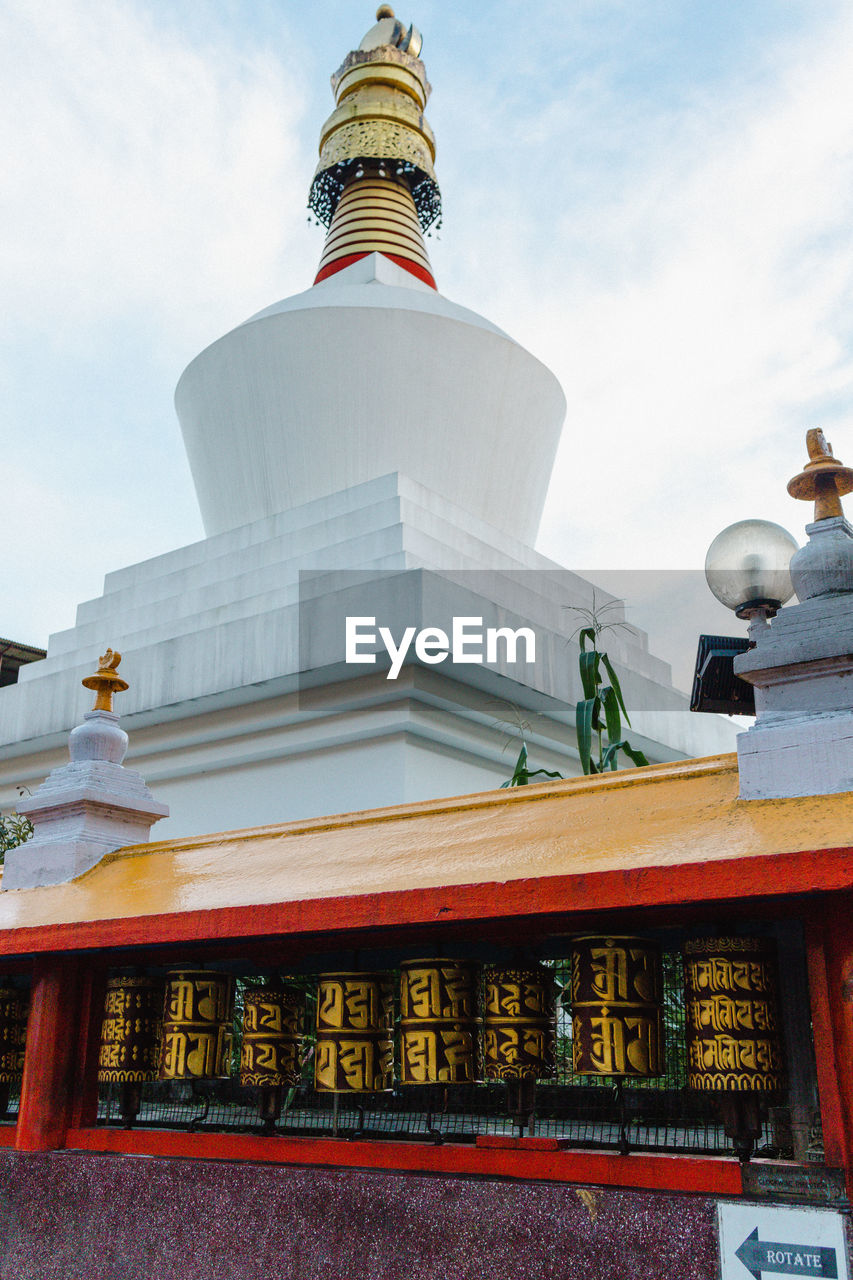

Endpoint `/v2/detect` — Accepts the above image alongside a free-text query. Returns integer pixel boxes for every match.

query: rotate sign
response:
[719,1203,849,1280]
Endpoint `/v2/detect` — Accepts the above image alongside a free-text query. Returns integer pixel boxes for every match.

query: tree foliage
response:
[0,812,34,865]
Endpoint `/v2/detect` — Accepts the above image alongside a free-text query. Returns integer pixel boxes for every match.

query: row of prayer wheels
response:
[96,962,557,1092]
[95,935,785,1099]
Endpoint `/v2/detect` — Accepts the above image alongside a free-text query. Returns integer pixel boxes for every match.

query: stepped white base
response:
[0,474,735,839]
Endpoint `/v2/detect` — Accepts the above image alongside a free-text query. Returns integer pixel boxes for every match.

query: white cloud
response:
[0,0,316,355]
[1,0,320,644]
[499,10,853,568]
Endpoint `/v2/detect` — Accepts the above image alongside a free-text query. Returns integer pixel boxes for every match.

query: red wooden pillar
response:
[16,955,85,1151]
[807,894,853,1194]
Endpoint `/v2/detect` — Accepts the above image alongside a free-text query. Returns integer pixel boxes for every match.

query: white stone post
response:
[2,650,168,890]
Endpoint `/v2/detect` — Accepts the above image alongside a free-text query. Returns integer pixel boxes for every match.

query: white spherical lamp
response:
[705,520,799,619]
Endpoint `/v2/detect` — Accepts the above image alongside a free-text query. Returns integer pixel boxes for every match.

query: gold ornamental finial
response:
[81,648,129,713]
[787,429,853,522]
[308,7,439,250]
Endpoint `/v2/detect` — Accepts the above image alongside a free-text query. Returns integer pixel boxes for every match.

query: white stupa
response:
[0,8,734,839]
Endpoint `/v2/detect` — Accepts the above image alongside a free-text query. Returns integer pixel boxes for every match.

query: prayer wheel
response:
[570,936,663,1077]
[314,972,393,1093]
[159,969,233,1080]
[0,985,28,1085]
[483,966,555,1081]
[399,959,480,1085]
[683,937,785,1094]
[98,976,163,1083]
[240,985,305,1088]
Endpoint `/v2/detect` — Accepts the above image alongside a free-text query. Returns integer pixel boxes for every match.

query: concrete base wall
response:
[0,1149,722,1280]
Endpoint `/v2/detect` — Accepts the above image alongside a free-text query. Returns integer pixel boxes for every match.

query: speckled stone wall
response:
[0,1149,722,1280]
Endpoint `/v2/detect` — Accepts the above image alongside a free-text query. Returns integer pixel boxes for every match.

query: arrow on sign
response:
[735,1227,838,1279]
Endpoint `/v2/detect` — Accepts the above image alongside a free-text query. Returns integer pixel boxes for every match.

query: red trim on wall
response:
[0,846,850,958]
[0,1127,16,1146]
[64,1126,744,1195]
[314,251,436,289]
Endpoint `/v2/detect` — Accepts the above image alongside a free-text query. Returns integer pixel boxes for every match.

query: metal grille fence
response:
[0,1083,19,1125]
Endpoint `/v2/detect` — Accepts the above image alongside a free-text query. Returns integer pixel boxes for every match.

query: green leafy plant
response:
[500,741,564,788]
[0,812,33,865]
[569,598,649,775]
[493,704,563,788]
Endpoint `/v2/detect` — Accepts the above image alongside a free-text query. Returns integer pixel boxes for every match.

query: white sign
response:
[719,1202,850,1280]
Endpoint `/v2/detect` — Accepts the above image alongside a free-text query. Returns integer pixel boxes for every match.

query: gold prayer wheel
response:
[683,937,785,1094]
[399,959,480,1085]
[314,972,393,1093]
[97,976,164,1083]
[0,985,28,1084]
[570,936,663,1077]
[159,969,233,1080]
[483,966,555,1081]
[240,985,305,1088]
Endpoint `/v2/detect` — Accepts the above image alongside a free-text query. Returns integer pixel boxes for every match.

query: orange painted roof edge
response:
[0,753,850,942]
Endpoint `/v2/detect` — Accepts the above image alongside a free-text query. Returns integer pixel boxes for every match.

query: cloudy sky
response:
[4,0,852,688]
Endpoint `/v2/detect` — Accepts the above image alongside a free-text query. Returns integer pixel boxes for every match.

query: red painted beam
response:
[64,1126,744,1195]
[0,846,850,957]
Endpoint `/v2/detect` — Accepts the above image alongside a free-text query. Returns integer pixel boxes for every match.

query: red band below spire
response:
[314,251,437,290]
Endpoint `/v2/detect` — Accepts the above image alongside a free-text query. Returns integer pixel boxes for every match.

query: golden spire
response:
[81,648,129,713]
[308,8,440,288]
[787,429,853,522]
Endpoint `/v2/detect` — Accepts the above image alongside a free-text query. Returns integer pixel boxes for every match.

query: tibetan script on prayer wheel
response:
[483,966,555,1081]
[399,960,480,1085]
[240,985,305,1088]
[98,976,164,1084]
[159,969,233,1080]
[570,936,663,1077]
[314,972,393,1093]
[0,985,28,1084]
[683,937,785,1094]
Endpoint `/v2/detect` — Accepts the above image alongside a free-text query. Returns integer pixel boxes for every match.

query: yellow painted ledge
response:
[0,753,850,932]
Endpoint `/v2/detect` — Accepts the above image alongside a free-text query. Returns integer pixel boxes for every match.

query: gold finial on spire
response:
[787,429,853,522]
[308,8,439,263]
[81,648,129,713]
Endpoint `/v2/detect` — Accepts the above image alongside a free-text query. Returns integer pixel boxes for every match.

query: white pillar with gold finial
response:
[1,650,168,890]
[734,431,853,799]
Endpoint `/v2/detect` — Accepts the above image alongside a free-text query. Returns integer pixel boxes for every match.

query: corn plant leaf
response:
[579,649,600,701]
[501,742,563,787]
[619,742,649,768]
[600,685,622,745]
[576,699,597,775]
[500,743,529,787]
[578,627,596,653]
[601,652,632,727]
[601,740,649,771]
